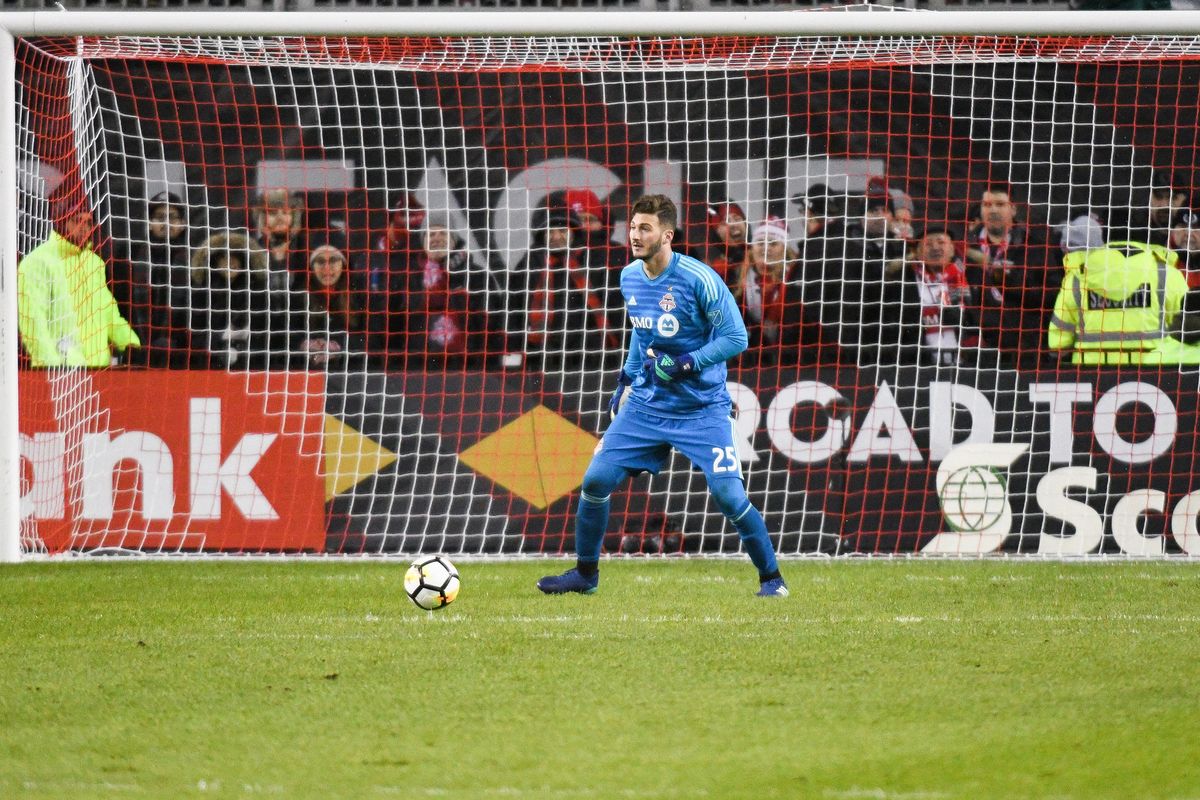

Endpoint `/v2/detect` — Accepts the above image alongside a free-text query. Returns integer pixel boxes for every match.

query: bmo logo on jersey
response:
[630,314,679,336]
[630,316,654,330]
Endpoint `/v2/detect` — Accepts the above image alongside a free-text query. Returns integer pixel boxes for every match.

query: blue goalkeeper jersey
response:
[619,250,748,419]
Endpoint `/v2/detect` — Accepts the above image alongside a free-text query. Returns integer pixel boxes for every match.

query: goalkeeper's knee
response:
[708,477,751,519]
[580,458,628,501]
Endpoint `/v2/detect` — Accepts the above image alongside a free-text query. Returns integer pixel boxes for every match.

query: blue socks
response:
[729,501,780,579]
[573,459,628,567]
[572,460,780,582]
[574,490,609,565]
[709,477,780,579]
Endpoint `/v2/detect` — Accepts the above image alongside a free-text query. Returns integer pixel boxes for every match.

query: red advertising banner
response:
[19,371,326,553]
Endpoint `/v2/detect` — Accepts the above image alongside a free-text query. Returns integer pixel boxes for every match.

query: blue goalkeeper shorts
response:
[594,405,742,482]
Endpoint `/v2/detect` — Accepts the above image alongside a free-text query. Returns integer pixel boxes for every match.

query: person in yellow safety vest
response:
[1048,241,1200,365]
[17,192,141,368]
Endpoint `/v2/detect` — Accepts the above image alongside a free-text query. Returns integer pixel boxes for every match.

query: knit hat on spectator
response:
[389,192,426,231]
[1173,208,1199,230]
[706,200,746,228]
[564,189,606,225]
[149,190,183,209]
[796,183,830,217]
[1059,212,1105,253]
[534,205,580,232]
[751,216,790,246]
[917,225,957,242]
[309,242,346,267]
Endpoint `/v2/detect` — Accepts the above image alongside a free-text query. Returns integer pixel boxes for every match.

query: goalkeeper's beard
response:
[633,238,663,262]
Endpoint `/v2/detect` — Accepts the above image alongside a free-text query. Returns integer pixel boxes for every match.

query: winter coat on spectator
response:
[188,231,294,369]
[392,234,503,371]
[18,230,141,367]
[510,211,622,371]
[123,204,199,367]
[295,244,383,371]
[965,221,1060,370]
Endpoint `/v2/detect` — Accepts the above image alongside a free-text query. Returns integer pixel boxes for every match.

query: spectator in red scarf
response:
[393,220,501,371]
[369,193,427,358]
[698,199,749,290]
[734,217,829,367]
[510,205,622,372]
[735,217,793,359]
[907,228,987,367]
[964,183,1058,369]
[369,192,426,294]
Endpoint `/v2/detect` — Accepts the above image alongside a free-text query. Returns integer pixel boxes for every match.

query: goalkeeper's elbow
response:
[717,329,749,356]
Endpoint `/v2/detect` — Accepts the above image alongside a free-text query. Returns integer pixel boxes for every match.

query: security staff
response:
[18,193,141,367]
[1048,241,1200,365]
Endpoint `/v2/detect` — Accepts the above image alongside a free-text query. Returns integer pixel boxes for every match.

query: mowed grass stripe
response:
[3,560,1199,800]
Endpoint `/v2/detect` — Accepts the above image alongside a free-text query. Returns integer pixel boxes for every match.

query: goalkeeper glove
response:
[645,351,695,383]
[608,371,634,420]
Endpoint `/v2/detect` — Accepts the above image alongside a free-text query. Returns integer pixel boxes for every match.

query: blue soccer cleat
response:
[537,568,599,595]
[756,577,789,598]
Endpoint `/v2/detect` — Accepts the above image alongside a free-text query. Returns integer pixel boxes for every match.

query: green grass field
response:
[4,559,1200,799]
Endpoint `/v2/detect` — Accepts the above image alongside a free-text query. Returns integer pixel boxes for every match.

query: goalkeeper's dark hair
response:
[631,194,678,232]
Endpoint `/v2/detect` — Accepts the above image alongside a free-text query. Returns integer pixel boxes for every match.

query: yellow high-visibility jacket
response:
[1048,241,1200,365]
[17,231,141,367]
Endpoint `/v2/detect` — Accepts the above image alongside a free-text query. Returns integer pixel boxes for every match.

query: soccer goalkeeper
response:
[538,194,788,598]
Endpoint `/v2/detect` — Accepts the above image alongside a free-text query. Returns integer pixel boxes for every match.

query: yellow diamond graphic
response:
[323,415,399,500]
[458,405,598,509]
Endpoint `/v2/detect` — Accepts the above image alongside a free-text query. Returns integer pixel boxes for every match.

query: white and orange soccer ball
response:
[404,555,460,611]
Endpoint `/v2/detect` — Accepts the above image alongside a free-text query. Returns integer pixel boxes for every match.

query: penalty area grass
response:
[2,559,1200,799]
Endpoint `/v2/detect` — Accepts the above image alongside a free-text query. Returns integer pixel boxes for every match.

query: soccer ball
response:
[404,555,460,611]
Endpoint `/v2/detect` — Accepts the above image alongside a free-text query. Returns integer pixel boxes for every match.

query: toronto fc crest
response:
[659,291,676,313]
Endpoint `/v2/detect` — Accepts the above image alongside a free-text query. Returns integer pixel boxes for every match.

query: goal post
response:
[1,27,19,563]
[5,8,1200,562]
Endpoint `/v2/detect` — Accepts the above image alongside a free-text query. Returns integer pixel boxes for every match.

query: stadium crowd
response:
[18,172,1200,373]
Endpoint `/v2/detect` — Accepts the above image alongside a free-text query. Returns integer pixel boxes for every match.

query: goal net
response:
[9,10,1200,559]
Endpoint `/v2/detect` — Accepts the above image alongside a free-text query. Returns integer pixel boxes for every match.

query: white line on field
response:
[374,787,711,798]
[21,779,144,793]
[825,788,950,799]
[116,611,1200,649]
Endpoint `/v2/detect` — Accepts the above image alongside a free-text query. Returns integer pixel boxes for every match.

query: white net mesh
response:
[14,28,1200,557]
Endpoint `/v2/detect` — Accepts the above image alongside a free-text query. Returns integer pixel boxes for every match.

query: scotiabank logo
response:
[19,371,326,553]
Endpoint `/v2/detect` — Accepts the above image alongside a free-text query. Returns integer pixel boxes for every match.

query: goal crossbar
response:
[6,10,1200,562]
[4,9,1200,38]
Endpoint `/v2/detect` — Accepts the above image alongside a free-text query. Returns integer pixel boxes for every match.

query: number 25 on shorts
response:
[711,446,739,475]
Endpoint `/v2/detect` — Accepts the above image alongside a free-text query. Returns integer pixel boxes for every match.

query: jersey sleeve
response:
[688,277,748,367]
